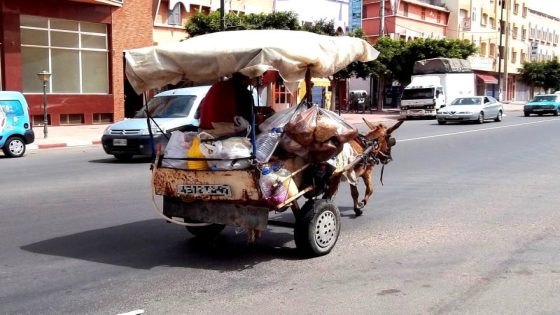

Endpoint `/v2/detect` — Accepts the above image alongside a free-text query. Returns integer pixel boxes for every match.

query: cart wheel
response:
[294,199,341,257]
[185,221,225,238]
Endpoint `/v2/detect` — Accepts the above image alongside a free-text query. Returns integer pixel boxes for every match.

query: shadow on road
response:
[21,219,303,271]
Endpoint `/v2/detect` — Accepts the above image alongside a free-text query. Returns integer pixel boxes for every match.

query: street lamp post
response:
[36,70,51,138]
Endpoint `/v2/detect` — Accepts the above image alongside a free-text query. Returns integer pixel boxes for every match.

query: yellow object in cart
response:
[186,136,208,170]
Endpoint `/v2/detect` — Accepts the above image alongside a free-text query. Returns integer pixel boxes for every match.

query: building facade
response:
[361,0,449,42]
[0,0,274,126]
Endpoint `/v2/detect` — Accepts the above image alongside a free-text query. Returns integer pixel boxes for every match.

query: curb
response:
[28,140,101,151]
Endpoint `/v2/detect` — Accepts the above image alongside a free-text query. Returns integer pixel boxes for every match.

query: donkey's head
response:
[362,118,404,164]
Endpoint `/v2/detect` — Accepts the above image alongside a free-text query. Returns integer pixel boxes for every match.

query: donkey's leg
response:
[358,166,374,211]
[350,183,362,216]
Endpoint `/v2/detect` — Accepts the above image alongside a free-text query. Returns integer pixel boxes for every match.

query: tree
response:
[185,11,302,36]
[520,60,560,96]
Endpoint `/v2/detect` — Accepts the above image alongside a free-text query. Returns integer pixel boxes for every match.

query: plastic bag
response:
[285,105,318,146]
[162,131,197,169]
[258,104,305,133]
[317,108,358,143]
[200,137,253,170]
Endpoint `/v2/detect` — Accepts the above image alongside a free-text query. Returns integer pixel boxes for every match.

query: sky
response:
[529,0,560,18]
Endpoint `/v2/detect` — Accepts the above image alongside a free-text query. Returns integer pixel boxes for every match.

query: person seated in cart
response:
[198,73,254,130]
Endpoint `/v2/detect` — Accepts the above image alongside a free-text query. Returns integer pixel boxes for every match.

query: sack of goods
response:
[199,136,253,170]
[260,104,358,162]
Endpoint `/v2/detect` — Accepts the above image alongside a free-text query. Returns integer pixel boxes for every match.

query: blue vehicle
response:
[0,91,35,157]
[524,94,560,117]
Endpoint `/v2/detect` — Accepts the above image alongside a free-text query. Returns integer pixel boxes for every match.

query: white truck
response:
[400,58,475,119]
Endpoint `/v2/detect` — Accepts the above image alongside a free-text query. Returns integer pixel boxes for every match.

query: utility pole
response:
[377,0,385,111]
[503,0,511,102]
[379,0,385,37]
[220,0,225,31]
[497,0,505,101]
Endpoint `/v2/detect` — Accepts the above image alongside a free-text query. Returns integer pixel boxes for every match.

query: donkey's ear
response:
[362,118,377,130]
[387,119,404,134]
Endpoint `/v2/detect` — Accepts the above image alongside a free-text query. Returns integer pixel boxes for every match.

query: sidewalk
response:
[28,103,524,151]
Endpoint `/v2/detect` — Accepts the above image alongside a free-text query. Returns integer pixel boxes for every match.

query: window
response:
[511,50,517,63]
[471,7,477,22]
[274,84,292,105]
[403,3,409,17]
[480,42,487,56]
[522,27,526,40]
[521,50,527,63]
[514,2,519,15]
[421,8,426,20]
[512,26,518,39]
[489,43,496,57]
[168,3,181,26]
[489,17,495,29]
[522,4,527,17]
[20,15,109,94]
[362,5,368,18]
[481,13,488,26]
[436,12,441,23]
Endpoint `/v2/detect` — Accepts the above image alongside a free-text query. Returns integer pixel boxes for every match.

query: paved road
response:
[1,114,559,314]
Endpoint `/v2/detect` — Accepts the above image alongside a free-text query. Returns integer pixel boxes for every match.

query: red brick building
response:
[0,0,153,126]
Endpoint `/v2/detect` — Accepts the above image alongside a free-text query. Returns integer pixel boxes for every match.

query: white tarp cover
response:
[124,30,379,94]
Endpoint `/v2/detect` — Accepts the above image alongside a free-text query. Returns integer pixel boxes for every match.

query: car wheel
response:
[524,112,530,117]
[477,112,484,124]
[114,153,133,161]
[294,199,341,257]
[554,109,559,116]
[2,136,26,158]
[437,120,446,125]
[494,110,503,122]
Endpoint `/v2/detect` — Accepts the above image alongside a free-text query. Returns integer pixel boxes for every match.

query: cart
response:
[125,30,379,257]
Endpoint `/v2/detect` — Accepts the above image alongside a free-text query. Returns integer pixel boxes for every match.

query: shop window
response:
[93,113,113,123]
[60,114,85,125]
[20,15,109,94]
[31,115,50,126]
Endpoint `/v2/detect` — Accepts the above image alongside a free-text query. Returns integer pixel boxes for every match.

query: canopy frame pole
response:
[305,67,312,105]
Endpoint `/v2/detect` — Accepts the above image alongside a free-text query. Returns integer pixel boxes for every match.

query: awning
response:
[476,73,498,84]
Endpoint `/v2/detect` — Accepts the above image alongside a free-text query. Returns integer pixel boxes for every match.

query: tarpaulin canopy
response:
[124,30,379,94]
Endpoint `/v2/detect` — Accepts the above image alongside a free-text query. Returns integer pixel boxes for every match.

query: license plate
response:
[448,115,458,119]
[113,139,127,146]
[177,184,232,196]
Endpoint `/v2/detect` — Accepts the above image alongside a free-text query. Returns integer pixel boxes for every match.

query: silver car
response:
[436,96,503,124]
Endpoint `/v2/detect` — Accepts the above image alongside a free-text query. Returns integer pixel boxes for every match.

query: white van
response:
[101,86,210,161]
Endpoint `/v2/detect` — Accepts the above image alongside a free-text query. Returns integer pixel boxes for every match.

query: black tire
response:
[494,111,503,122]
[294,199,341,257]
[114,153,133,161]
[2,136,26,158]
[185,222,225,238]
[477,112,485,124]
[554,109,559,116]
[437,120,446,125]
[524,112,530,117]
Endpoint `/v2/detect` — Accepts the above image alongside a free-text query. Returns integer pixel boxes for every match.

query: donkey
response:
[323,118,404,216]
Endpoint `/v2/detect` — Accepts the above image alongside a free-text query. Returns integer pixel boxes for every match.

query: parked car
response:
[102,86,210,161]
[524,94,560,116]
[0,91,34,158]
[436,96,503,124]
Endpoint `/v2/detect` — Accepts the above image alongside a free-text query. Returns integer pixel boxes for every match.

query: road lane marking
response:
[398,118,560,142]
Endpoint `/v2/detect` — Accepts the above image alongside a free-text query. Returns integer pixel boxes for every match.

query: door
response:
[483,96,498,118]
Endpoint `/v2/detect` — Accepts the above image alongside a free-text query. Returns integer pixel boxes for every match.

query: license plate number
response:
[177,184,232,196]
[113,139,127,146]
